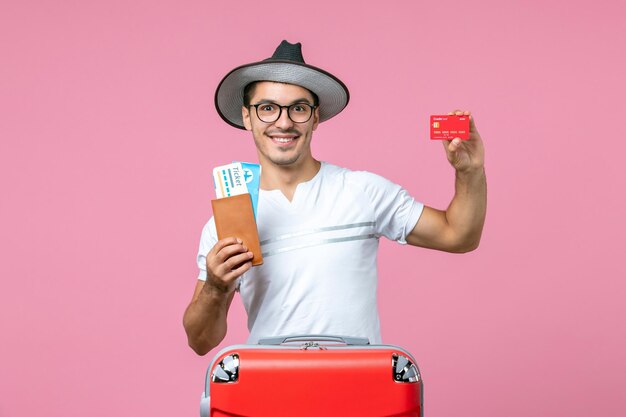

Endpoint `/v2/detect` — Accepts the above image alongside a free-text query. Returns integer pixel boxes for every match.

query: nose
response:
[273,107,294,130]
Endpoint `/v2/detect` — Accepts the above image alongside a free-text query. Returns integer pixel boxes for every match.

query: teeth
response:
[273,137,293,143]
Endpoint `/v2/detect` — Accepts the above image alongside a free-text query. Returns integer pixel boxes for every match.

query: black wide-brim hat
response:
[215,40,350,129]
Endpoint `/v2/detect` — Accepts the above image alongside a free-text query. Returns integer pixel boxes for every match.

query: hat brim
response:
[215,60,349,129]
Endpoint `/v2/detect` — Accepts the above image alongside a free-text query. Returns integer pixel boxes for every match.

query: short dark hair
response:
[243,81,319,107]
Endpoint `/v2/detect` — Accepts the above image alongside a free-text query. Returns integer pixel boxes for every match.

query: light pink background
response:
[1,1,624,416]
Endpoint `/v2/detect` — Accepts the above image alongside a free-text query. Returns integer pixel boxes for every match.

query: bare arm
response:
[407,110,487,253]
[183,237,253,355]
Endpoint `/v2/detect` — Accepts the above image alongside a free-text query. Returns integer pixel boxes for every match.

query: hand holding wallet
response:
[211,194,263,266]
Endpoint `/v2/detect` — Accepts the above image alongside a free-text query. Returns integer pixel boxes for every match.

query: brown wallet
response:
[211,193,263,266]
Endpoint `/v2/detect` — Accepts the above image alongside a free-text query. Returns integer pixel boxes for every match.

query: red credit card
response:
[430,115,470,140]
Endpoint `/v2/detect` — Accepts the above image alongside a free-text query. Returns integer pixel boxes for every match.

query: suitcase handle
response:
[257,334,370,346]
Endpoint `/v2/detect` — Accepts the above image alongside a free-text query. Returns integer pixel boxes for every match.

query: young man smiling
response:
[183,41,487,355]
[243,82,321,200]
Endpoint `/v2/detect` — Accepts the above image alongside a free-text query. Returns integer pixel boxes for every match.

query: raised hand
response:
[442,110,485,174]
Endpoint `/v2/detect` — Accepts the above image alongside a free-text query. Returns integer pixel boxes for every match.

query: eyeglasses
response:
[249,102,316,124]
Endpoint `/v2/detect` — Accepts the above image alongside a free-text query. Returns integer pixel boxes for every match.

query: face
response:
[242,82,319,168]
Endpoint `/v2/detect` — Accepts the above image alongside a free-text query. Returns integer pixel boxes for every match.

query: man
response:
[183,41,486,355]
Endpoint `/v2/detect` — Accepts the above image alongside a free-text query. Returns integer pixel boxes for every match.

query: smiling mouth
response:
[268,135,298,145]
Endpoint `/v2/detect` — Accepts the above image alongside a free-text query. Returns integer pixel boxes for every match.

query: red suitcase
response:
[200,335,423,417]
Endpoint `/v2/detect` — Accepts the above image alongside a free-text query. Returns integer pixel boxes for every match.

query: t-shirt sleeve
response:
[196,217,218,281]
[352,171,424,244]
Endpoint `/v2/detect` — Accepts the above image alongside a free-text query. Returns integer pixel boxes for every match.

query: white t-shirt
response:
[197,162,424,344]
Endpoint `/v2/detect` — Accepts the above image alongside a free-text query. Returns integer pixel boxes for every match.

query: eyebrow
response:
[253,98,314,106]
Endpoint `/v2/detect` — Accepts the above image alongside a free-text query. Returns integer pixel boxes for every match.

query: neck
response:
[260,158,321,199]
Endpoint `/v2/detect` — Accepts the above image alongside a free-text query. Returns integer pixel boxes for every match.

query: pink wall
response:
[1,1,625,416]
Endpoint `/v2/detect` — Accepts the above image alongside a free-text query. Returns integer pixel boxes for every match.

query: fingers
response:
[213,239,247,262]
[206,237,254,292]
[210,236,243,255]
[448,109,479,135]
[210,238,252,271]
[448,109,470,116]
[223,259,253,281]
[222,250,254,273]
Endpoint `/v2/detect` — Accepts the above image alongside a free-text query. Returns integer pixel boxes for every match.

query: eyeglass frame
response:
[248,101,318,124]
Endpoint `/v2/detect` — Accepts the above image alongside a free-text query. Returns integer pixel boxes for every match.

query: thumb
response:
[445,138,462,153]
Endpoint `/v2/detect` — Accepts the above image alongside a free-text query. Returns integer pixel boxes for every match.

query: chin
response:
[266,151,301,166]
[271,157,300,166]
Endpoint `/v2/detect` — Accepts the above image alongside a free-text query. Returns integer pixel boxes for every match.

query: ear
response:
[312,106,320,131]
[242,106,252,131]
